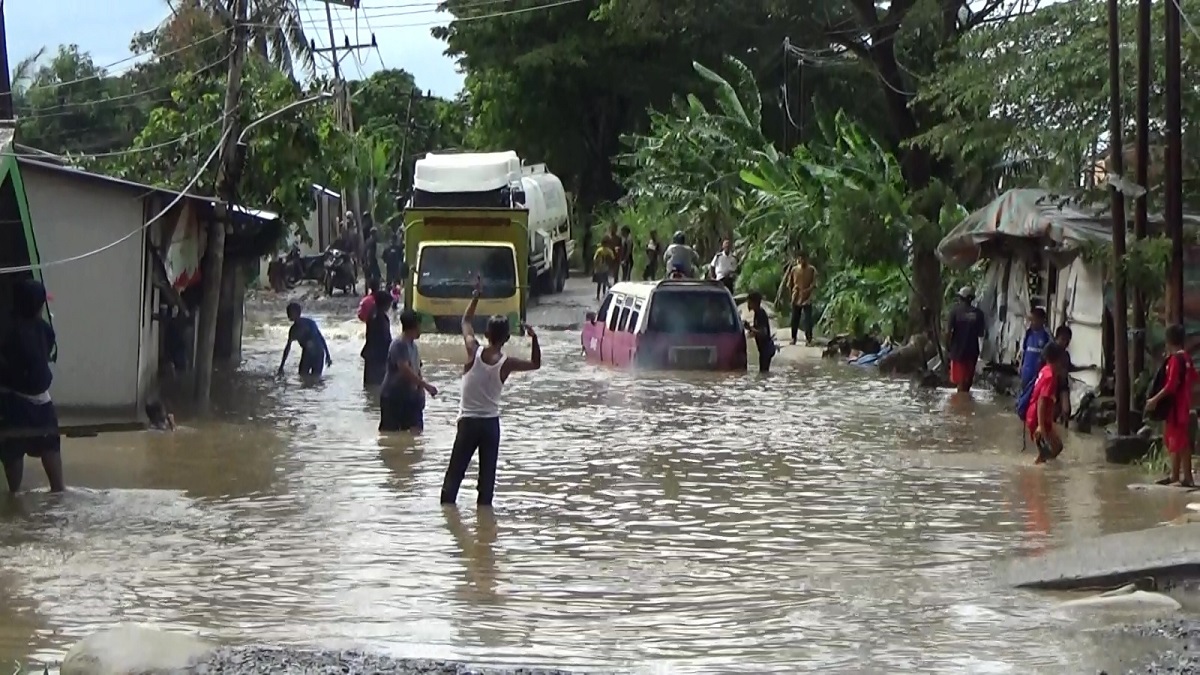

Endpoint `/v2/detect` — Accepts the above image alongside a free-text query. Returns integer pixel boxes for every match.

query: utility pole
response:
[194,0,250,408]
[1107,0,1131,436]
[0,0,13,121]
[1165,0,1184,325]
[1132,0,1151,377]
[314,1,375,226]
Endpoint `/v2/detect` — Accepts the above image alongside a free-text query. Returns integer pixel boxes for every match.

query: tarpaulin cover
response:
[937,189,1115,269]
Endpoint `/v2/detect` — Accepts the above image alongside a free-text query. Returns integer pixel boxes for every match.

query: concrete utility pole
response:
[314,0,375,225]
[194,0,250,408]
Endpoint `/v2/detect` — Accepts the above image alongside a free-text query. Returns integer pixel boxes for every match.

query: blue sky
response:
[6,0,465,97]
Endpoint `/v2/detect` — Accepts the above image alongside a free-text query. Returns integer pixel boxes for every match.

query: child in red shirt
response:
[1147,324,1196,487]
[1026,342,1067,464]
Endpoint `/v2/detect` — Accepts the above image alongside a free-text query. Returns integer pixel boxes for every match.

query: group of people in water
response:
[946,285,1195,481]
[276,276,541,507]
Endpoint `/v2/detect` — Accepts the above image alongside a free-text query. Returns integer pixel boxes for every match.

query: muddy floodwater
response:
[0,289,1196,673]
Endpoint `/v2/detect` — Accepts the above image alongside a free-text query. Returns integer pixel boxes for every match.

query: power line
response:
[0,129,230,275]
[15,50,233,115]
[22,28,233,94]
[355,0,521,19]
[286,0,583,31]
[6,115,229,159]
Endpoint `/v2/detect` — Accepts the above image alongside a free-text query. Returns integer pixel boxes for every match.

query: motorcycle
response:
[285,245,327,286]
[323,248,357,296]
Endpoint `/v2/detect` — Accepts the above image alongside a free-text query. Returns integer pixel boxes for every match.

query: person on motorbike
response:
[663,231,700,278]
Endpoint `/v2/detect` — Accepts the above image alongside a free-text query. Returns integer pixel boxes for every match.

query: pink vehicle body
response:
[581,280,748,371]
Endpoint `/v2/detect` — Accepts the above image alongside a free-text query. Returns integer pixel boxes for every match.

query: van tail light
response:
[734,334,748,369]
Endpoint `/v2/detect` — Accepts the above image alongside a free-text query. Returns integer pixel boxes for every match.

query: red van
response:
[581,280,748,371]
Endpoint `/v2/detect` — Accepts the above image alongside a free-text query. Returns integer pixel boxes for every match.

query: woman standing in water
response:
[440,278,541,507]
[361,290,392,387]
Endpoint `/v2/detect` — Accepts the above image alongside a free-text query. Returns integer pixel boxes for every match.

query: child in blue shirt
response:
[1019,307,1053,390]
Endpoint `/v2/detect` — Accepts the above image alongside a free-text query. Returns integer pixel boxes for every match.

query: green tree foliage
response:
[435,0,733,221]
[915,0,1200,207]
[455,0,1035,332]
[98,56,356,231]
[12,45,149,155]
[613,57,971,339]
[161,0,315,78]
[349,68,469,229]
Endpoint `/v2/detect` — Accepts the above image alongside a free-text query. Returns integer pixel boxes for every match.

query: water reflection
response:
[0,315,1187,673]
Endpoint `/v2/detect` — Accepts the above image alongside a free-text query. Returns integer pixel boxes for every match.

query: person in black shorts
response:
[0,279,65,493]
[379,309,438,433]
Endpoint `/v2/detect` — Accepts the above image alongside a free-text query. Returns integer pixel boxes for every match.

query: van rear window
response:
[646,290,740,334]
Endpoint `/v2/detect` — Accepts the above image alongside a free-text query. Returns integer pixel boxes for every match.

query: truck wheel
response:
[553,245,567,293]
[534,265,555,296]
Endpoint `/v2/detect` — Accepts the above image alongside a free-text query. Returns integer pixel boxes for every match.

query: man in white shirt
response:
[710,239,738,293]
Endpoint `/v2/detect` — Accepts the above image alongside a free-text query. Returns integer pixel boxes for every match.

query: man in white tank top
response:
[440,278,541,507]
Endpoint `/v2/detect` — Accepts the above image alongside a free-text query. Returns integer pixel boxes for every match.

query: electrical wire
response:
[355,0,520,20]
[15,50,233,116]
[0,129,231,275]
[22,28,234,94]
[1172,0,1200,43]
[5,116,228,160]
[287,0,583,31]
[359,3,388,68]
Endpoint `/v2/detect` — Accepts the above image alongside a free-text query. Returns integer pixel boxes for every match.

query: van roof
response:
[608,279,731,300]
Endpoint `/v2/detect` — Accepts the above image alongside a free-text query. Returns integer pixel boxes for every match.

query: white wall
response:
[22,167,144,414]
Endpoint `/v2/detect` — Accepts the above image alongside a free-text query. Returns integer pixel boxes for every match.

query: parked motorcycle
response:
[285,245,327,286]
[323,248,356,296]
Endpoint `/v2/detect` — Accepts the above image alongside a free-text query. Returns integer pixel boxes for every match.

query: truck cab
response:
[409,151,573,295]
[412,239,521,333]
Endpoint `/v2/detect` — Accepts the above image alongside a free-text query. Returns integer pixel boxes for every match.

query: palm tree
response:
[163,0,315,79]
[10,47,48,98]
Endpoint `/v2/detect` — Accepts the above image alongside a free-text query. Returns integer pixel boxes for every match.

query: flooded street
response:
[0,284,1194,673]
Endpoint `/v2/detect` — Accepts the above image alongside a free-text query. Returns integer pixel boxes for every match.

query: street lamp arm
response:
[237,91,334,144]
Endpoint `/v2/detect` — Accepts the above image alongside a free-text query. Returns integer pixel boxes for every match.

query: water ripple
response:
[0,311,1174,673]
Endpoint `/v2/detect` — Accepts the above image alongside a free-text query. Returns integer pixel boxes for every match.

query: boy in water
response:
[744,292,776,372]
[1026,341,1068,464]
[1019,307,1053,392]
[277,302,332,377]
[379,309,438,433]
[593,242,615,299]
[1147,324,1196,487]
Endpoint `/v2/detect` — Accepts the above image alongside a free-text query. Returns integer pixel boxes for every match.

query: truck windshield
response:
[417,246,517,299]
[646,289,741,334]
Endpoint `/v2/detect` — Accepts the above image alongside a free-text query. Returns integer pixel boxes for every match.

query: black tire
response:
[534,264,555,296]
[553,245,567,293]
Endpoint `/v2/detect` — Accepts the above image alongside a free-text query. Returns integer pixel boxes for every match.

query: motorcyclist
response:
[663,231,699,278]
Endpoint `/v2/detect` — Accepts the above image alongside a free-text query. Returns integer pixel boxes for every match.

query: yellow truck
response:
[402,208,529,333]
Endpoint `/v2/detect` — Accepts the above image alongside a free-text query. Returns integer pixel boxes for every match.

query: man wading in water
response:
[440,278,541,507]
